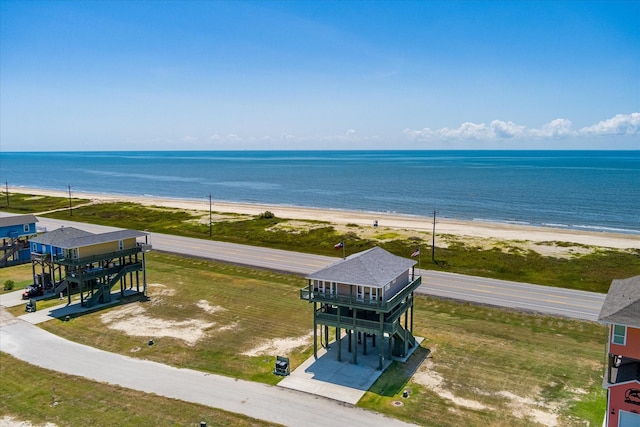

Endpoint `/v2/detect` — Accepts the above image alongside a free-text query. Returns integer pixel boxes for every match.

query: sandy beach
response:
[7,186,640,251]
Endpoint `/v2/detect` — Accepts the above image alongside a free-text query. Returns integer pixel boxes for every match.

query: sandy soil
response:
[0,416,57,427]
[8,187,640,253]
[411,351,559,426]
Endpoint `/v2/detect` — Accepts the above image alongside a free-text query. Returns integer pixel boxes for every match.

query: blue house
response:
[0,214,38,267]
[29,226,93,292]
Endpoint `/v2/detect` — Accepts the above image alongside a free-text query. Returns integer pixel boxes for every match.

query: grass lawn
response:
[0,353,279,427]
[0,253,607,426]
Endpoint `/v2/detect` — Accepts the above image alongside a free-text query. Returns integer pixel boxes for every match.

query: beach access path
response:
[32,216,606,321]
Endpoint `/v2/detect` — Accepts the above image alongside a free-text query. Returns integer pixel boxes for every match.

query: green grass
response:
[0,353,278,427]
[0,192,88,213]
[360,298,608,426]
[0,253,606,426]
[40,253,314,385]
[3,192,635,294]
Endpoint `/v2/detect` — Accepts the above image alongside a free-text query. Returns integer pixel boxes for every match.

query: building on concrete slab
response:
[598,275,640,427]
[300,246,421,370]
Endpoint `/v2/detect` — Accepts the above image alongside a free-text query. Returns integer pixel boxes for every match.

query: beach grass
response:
[0,191,88,214]
[2,252,607,426]
[0,353,278,427]
[17,194,640,294]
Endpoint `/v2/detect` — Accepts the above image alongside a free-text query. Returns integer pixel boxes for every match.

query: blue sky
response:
[1,0,638,151]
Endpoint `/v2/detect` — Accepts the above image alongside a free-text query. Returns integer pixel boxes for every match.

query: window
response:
[119,240,124,250]
[613,324,626,345]
[23,224,30,232]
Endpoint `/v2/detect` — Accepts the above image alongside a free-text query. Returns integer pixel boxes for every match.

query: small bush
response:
[258,211,275,219]
[3,280,14,291]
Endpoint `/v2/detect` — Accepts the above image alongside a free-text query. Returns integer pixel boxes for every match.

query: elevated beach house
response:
[598,275,640,427]
[29,226,93,293]
[300,247,421,370]
[35,228,152,307]
[0,214,38,267]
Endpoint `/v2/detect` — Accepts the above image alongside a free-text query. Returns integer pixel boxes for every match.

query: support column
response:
[363,332,367,356]
[410,293,414,333]
[378,312,384,370]
[352,308,358,365]
[337,309,342,361]
[313,302,318,359]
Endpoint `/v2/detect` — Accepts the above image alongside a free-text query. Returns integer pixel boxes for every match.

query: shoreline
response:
[7,186,640,251]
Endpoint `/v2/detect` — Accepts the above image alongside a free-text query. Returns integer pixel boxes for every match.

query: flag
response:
[411,248,420,257]
[334,241,344,249]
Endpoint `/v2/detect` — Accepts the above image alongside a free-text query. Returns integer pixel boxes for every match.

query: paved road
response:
[0,312,414,427]
[35,217,605,321]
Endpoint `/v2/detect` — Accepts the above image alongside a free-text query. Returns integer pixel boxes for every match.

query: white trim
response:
[613,324,627,346]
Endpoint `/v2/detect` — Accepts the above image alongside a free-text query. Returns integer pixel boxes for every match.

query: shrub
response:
[258,211,275,219]
[3,280,14,291]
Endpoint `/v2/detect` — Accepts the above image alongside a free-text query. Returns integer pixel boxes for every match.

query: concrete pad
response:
[278,334,423,405]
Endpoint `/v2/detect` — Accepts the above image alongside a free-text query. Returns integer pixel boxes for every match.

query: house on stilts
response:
[300,246,422,370]
[0,214,38,267]
[29,227,152,307]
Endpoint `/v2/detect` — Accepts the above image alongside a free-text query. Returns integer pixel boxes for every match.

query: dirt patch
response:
[266,220,331,234]
[147,283,176,296]
[100,303,215,346]
[411,353,559,425]
[0,416,57,427]
[241,332,313,357]
[196,299,225,314]
[411,359,488,411]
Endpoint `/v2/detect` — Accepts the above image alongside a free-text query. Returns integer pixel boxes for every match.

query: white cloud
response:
[490,120,526,138]
[404,113,639,141]
[579,113,640,136]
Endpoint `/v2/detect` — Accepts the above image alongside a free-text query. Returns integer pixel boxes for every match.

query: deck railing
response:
[300,276,421,313]
[54,246,143,266]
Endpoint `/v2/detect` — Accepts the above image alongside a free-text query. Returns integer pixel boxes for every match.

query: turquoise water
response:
[1,150,638,234]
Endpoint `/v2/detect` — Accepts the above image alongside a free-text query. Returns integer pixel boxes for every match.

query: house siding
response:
[607,380,640,427]
[611,326,640,360]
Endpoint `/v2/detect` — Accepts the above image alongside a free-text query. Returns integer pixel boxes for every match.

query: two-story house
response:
[300,246,421,370]
[29,226,93,292]
[50,229,152,307]
[598,275,640,427]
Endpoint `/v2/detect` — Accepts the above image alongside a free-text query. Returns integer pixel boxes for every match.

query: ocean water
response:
[1,150,638,234]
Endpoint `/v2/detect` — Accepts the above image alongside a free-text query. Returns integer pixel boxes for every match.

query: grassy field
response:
[1,253,607,426]
[0,353,279,427]
[2,192,639,293]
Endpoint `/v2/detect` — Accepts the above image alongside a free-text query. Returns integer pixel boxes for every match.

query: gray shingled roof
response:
[55,229,147,249]
[29,227,93,245]
[307,246,416,288]
[0,214,38,227]
[598,275,640,327]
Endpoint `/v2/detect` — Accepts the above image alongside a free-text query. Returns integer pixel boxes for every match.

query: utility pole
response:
[432,209,437,261]
[4,181,8,207]
[209,194,213,237]
[68,185,72,216]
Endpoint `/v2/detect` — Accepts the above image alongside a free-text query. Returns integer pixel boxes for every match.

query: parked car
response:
[22,284,44,300]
